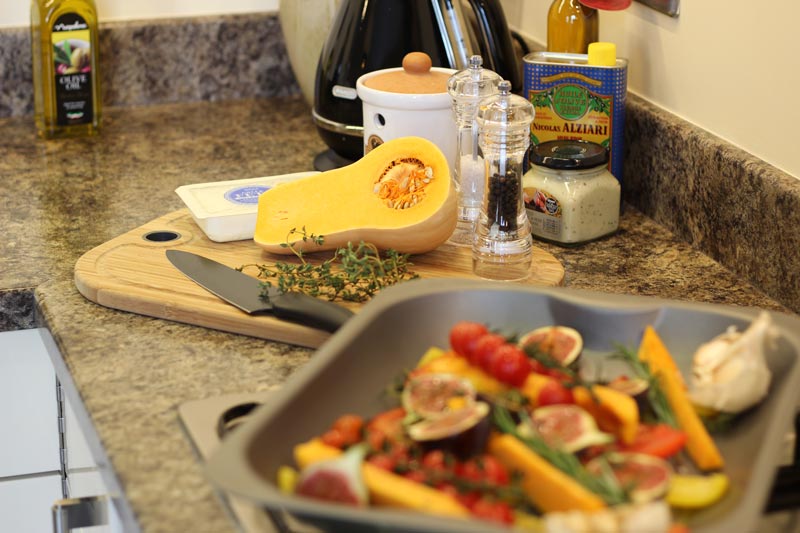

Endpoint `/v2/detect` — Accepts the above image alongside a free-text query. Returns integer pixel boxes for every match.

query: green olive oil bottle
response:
[30,0,101,139]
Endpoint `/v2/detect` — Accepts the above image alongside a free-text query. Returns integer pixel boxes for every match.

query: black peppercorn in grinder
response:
[312,0,523,170]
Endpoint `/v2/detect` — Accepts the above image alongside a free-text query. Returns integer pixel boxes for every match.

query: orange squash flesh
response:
[488,433,607,513]
[638,326,724,471]
[254,136,456,255]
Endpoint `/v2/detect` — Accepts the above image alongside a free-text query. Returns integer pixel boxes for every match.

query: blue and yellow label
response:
[524,53,627,184]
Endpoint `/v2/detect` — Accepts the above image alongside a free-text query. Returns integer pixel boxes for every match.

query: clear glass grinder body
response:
[472,80,535,281]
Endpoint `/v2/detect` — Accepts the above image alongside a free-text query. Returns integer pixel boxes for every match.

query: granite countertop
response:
[0,96,790,533]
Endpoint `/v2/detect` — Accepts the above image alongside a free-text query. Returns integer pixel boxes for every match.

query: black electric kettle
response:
[312,0,524,170]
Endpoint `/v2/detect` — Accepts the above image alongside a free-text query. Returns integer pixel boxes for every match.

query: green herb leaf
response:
[240,228,419,303]
[610,344,679,427]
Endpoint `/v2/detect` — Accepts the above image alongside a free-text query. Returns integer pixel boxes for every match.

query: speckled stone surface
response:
[0,289,37,332]
[623,94,800,313]
[1,11,799,533]
[0,96,794,532]
[0,13,298,118]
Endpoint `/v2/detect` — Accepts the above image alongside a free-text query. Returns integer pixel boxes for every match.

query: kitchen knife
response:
[165,249,353,333]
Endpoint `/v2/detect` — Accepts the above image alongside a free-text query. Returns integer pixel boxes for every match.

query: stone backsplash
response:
[2,12,798,314]
[0,13,298,117]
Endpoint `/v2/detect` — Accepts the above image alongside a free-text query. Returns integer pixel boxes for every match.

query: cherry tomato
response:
[331,414,364,445]
[470,498,515,524]
[617,423,688,459]
[478,455,510,486]
[488,344,532,387]
[365,407,407,451]
[456,455,510,486]
[472,333,507,369]
[536,380,575,406]
[453,490,480,509]
[421,449,451,473]
[320,428,346,449]
[367,453,397,472]
[403,470,428,484]
[449,321,489,360]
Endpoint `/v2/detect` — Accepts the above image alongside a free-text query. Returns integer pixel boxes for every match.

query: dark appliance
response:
[312,0,524,170]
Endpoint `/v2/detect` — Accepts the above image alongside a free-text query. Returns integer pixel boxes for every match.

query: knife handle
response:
[270,292,354,333]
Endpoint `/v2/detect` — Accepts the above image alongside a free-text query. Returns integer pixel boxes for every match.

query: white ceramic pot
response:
[356,67,458,172]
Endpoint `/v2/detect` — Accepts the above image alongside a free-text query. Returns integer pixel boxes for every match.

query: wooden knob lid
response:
[402,52,433,75]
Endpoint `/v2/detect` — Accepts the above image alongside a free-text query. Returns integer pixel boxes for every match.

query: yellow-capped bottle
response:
[547,0,598,54]
[30,0,101,139]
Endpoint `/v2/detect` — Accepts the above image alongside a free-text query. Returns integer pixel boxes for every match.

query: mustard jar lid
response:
[531,140,608,169]
[362,52,451,94]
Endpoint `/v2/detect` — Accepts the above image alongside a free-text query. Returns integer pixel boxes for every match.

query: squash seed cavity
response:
[374,158,433,210]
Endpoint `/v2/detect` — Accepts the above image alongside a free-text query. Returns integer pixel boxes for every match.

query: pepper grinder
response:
[447,55,502,246]
[472,80,534,281]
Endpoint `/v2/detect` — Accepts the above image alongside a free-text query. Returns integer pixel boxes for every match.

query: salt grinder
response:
[472,80,534,281]
[447,55,502,246]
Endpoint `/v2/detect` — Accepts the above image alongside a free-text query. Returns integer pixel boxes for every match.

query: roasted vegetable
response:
[638,326,724,471]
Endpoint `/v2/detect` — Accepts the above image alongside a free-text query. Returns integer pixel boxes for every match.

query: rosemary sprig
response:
[239,227,419,303]
[610,344,678,428]
[493,406,628,506]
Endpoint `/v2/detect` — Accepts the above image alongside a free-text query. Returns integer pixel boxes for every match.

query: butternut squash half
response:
[254,136,456,254]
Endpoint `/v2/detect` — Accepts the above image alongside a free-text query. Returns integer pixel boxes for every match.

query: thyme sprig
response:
[239,227,419,303]
[610,344,678,428]
[492,406,628,506]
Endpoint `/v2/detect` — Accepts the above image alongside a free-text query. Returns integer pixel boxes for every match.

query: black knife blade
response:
[165,249,353,333]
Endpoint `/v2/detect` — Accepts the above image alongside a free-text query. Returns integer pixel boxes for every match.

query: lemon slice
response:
[667,473,729,509]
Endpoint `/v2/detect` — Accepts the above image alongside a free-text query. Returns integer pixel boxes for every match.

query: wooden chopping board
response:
[74,209,565,348]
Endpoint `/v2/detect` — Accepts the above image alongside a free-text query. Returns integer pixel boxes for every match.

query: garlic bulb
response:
[689,312,778,414]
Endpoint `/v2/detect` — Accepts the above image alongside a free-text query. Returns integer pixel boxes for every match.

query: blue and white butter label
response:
[224,185,270,205]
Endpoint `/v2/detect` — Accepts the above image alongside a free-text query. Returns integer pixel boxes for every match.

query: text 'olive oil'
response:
[31,0,101,139]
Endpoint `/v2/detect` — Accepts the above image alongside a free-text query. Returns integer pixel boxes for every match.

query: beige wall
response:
[501,0,799,179]
[1,1,279,28]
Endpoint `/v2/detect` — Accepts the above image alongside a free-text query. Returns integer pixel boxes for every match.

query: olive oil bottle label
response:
[51,13,93,126]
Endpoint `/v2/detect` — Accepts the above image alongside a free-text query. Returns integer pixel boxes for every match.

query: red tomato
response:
[449,321,489,360]
[403,470,428,484]
[320,428,346,449]
[365,407,407,451]
[618,423,688,459]
[421,449,451,473]
[331,414,364,445]
[470,498,515,524]
[488,344,532,387]
[536,380,575,406]
[472,333,507,369]
[455,490,481,509]
[456,455,510,486]
[367,453,397,472]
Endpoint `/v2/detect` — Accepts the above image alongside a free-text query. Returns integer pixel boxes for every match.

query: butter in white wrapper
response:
[176,172,318,242]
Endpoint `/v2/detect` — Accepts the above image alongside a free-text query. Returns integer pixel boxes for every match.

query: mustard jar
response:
[523,139,620,246]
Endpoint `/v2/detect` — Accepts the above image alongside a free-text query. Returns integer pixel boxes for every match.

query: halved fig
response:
[401,373,476,419]
[519,325,583,367]
[586,452,673,504]
[407,401,490,442]
[607,375,649,398]
[525,404,614,453]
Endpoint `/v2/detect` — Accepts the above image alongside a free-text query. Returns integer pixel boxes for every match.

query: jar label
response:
[523,53,627,184]
[524,186,562,239]
[224,185,270,205]
[52,13,93,126]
